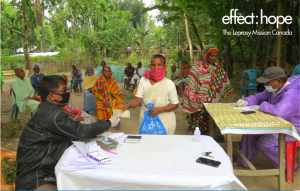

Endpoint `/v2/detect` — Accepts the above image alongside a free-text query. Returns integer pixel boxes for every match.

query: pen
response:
[238,95,244,107]
[103,149,117,155]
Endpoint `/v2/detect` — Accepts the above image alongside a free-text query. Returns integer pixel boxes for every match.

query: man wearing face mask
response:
[15,75,120,190]
[234,67,300,169]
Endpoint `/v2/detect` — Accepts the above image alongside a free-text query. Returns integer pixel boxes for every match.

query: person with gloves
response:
[15,75,120,190]
[234,67,300,170]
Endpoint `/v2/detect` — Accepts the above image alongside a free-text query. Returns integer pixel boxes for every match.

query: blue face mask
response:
[265,80,278,92]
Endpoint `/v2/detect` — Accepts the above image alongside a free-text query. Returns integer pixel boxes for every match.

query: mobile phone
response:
[196,157,221,168]
[241,111,256,114]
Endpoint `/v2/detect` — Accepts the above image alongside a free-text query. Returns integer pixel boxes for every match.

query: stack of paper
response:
[61,141,111,171]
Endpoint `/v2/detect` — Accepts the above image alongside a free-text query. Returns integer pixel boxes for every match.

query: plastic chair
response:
[1,147,16,190]
[286,141,300,184]
[70,80,82,93]
[10,83,19,120]
[242,69,261,97]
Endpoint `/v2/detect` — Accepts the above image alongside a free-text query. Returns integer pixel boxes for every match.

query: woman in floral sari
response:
[182,45,233,138]
[61,74,95,124]
[93,66,123,130]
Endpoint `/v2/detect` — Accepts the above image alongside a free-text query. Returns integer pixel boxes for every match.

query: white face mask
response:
[265,80,278,92]
[35,72,40,76]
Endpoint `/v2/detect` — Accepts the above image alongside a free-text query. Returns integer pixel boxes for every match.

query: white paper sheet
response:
[233,105,259,111]
[106,132,124,140]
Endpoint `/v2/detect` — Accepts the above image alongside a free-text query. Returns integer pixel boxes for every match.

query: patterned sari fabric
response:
[181,45,233,135]
[64,96,95,124]
[93,76,122,120]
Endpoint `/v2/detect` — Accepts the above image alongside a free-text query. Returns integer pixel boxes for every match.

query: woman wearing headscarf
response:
[257,58,277,93]
[93,66,123,130]
[182,45,233,136]
[82,66,98,113]
[120,54,179,134]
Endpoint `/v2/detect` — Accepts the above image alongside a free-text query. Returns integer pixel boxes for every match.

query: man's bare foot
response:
[233,161,242,166]
[114,125,121,130]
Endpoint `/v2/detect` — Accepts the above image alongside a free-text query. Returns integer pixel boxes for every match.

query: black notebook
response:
[124,135,142,143]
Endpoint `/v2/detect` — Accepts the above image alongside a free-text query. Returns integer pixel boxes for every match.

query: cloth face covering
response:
[53,92,70,103]
[145,66,167,82]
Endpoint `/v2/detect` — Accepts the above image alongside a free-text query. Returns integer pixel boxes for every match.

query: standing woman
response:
[82,66,98,113]
[120,54,179,135]
[182,45,233,135]
[93,66,123,130]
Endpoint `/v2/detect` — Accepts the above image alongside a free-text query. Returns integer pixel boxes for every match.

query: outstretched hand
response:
[120,104,129,112]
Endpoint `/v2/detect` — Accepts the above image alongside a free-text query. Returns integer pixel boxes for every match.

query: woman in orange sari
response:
[93,66,123,130]
[178,61,191,97]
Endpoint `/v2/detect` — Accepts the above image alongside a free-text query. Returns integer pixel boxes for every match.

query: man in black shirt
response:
[15,75,120,190]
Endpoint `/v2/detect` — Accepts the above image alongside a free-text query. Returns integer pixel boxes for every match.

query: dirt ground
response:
[1,72,299,190]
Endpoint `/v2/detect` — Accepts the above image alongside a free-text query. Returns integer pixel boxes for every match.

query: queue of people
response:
[7,49,300,190]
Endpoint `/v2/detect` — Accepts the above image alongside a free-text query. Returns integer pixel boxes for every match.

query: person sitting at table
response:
[71,64,83,92]
[82,66,98,114]
[60,74,95,124]
[182,45,233,136]
[257,58,277,93]
[124,62,135,90]
[11,67,41,114]
[177,61,191,97]
[291,64,300,77]
[234,67,300,169]
[131,61,145,88]
[30,64,45,95]
[120,54,179,135]
[93,66,123,130]
[99,61,106,78]
[15,75,120,190]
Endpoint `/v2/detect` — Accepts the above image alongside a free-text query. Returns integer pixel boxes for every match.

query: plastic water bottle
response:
[194,127,201,142]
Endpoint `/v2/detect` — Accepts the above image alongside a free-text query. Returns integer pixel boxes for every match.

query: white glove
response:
[237,99,248,107]
[109,116,120,127]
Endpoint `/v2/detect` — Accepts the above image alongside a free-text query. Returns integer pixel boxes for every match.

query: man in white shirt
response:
[170,65,180,84]
[131,61,145,87]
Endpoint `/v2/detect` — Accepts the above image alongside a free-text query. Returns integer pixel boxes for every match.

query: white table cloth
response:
[55,135,246,190]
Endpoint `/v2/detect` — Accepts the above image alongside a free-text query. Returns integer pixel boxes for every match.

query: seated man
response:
[15,75,120,190]
[131,61,145,87]
[30,64,45,95]
[71,64,83,92]
[124,62,135,90]
[234,67,300,169]
[82,66,98,114]
[11,67,40,113]
[170,65,180,84]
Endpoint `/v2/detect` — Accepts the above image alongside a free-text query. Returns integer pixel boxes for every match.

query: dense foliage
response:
[1,0,299,76]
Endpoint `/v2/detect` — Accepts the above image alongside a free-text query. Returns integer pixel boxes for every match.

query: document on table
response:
[61,141,111,171]
[97,132,124,140]
[233,105,260,111]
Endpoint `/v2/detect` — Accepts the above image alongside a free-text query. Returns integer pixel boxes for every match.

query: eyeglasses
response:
[52,88,68,93]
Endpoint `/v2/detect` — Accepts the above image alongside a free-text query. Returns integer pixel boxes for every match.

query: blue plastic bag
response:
[139,103,167,135]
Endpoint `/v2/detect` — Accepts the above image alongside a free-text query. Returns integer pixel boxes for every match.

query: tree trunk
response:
[184,13,194,65]
[23,35,31,75]
[282,2,292,65]
[41,22,45,52]
[188,16,204,51]
[227,42,234,79]
[252,34,263,68]
[234,26,246,68]
[72,8,79,65]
